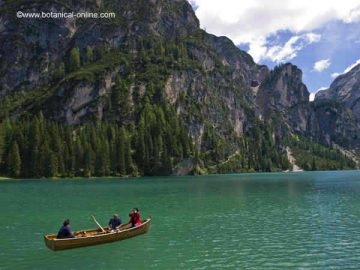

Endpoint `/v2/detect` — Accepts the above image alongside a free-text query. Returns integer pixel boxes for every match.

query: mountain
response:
[0,0,357,178]
[314,64,360,148]
[255,63,313,135]
[316,63,360,120]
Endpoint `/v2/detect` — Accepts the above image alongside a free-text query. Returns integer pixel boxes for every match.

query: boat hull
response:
[44,218,151,251]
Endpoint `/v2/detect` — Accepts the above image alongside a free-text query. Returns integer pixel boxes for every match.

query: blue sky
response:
[189,0,360,100]
[252,21,360,97]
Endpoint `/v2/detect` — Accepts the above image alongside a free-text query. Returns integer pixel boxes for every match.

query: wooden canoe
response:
[44,218,151,251]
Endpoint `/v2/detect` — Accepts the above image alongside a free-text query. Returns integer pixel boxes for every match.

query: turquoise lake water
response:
[1,171,360,269]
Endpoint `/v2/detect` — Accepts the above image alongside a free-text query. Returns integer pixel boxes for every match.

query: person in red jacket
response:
[129,208,142,227]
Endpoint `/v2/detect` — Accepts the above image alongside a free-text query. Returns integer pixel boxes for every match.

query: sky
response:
[188,0,360,101]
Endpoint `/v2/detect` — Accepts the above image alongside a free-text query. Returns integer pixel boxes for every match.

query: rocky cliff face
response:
[0,0,198,91]
[255,63,313,135]
[313,64,360,148]
[0,0,359,160]
[315,63,360,121]
[313,101,359,148]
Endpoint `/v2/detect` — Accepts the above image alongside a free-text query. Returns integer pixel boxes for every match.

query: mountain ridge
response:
[0,0,358,178]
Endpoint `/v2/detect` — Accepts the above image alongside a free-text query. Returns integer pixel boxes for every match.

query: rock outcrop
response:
[314,64,360,148]
[255,63,312,135]
[315,63,360,121]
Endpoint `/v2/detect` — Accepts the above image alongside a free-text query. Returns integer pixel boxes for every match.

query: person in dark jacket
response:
[57,219,75,239]
[108,214,122,230]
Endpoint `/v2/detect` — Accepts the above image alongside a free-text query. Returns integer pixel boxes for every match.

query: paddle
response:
[91,215,105,233]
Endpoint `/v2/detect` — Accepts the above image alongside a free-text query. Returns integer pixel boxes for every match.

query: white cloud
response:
[190,0,360,62]
[344,7,360,23]
[309,87,328,102]
[313,59,331,72]
[331,58,360,78]
[331,72,341,79]
[253,33,321,63]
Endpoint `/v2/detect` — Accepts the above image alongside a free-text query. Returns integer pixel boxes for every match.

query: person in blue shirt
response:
[108,214,122,230]
[56,219,75,239]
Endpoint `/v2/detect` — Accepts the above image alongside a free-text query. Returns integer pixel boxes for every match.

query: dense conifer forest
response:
[0,112,355,178]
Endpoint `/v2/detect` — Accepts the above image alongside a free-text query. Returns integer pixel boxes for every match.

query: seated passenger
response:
[129,208,142,227]
[57,219,75,239]
[108,214,122,230]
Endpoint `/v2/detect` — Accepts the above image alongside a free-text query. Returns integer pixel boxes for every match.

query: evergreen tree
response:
[7,141,21,177]
[136,117,146,173]
[311,158,317,171]
[162,147,172,175]
[43,149,58,177]
[83,143,95,177]
[29,118,41,177]
[68,47,80,72]
[193,144,200,174]
[75,140,84,175]
[95,138,110,176]
[0,122,4,166]
[111,76,130,123]
[53,62,65,80]
[118,128,126,175]
[85,46,94,64]
[124,133,133,174]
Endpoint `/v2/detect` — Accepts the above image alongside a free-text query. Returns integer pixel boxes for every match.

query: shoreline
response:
[0,176,135,181]
[0,169,359,181]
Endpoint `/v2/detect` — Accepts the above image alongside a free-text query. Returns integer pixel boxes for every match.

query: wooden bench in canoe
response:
[44,218,151,251]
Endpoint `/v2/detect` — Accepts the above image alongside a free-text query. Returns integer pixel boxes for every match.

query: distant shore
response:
[1,169,360,181]
[0,176,142,181]
[0,175,136,181]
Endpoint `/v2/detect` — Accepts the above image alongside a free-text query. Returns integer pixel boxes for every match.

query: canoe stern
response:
[44,235,56,251]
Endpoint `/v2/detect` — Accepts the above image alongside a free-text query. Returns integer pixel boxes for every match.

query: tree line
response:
[0,102,193,178]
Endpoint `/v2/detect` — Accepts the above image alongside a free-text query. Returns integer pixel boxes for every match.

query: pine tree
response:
[44,150,58,178]
[83,143,95,177]
[311,158,317,171]
[95,137,110,176]
[118,128,126,175]
[136,117,146,174]
[0,122,4,166]
[162,147,172,175]
[54,62,65,80]
[68,47,80,72]
[124,133,133,174]
[75,140,84,175]
[85,46,94,64]
[193,143,201,174]
[29,119,41,177]
[7,141,21,177]
[118,81,130,122]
